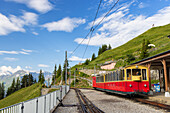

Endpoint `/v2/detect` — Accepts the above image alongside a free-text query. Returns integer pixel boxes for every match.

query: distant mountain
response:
[0,70,52,90]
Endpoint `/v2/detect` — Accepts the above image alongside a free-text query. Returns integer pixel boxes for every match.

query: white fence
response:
[0,85,70,113]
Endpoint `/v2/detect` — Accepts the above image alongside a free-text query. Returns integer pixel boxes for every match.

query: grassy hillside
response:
[73,24,170,70]
[0,83,41,109]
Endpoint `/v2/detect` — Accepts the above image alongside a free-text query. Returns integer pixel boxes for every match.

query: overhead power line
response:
[69,0,120,61]
[80,0,103,62]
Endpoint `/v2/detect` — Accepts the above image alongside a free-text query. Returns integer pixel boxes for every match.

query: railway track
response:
[75,88,104,113]
[134,98,170,111]
[104,90,170,111]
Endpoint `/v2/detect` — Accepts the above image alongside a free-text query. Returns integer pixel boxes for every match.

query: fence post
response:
[44,96,46,113]
[36,99,38,113]
[49,94,51,111]
[60,86,62,100]
[21,103,24,113]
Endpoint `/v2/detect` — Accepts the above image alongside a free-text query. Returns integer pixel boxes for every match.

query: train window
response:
[120,70,124,80]
[142,69,147,80]
[126,69,132,80]
[113,72,116,81]
[117,70,119,80]
[111,73,114,81]
[132,69,141,76]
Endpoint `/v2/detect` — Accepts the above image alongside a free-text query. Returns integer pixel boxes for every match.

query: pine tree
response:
[140,39,149,59]
[39,69,45,84]
[146,39,151,49]
[98,47,102,55]
[91,53,96,61]
[16,77,21,91]
[57,64,62,78]
[28,73,34,86]
[52,64,57,84]
[62,60,69,81]
[84,59,90,65]
[108,44,112,50]
[21,75,28,88]
[101,44,108,53]
[38,69,42,83]
[11,78,16,93]
[0,83,4,99]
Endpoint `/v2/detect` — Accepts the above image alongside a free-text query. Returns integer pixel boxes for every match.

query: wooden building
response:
[132,50,170,96]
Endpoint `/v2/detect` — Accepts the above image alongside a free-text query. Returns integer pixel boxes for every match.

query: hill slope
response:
[0,83,41,109]
[73,24,170,69]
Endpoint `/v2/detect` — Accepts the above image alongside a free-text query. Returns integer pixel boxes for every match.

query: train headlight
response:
[144,84,147,87]
[129,84,132,87]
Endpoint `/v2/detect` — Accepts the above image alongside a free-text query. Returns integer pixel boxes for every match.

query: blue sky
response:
[0,0,170,73]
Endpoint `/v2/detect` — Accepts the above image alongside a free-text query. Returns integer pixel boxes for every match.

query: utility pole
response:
[69,69,71,88]
[65,51,67,93]
[74,70,75,87]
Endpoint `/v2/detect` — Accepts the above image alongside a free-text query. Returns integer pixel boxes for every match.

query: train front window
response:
[126,69,132,80]
[132,69,141,76]
[142,69,147,80]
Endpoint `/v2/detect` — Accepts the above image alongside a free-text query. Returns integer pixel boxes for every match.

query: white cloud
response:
[0,66,22,75]
[42,17,86,32]
[6,0,53,13]
[0,12,38,35]
[75,4,170,48]
[21,49,33,53]
[68,56,89,62]
[25,66,32,69]
[4,57,18,61]
[138,2,148,9]
[0,49,33,55]
[56,50,60,52]
[32,32,39,35]
[38,64,49,68]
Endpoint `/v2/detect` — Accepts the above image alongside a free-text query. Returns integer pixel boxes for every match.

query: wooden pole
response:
[146,63,151,90]
[161,59,168,92]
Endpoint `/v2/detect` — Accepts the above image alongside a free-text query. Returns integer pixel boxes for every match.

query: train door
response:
[92,77,96,87]
[132,69,141,92]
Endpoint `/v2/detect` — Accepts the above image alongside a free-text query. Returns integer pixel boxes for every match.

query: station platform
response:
[148,92,170,105]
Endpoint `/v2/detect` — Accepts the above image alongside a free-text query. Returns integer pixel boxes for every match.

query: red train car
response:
[92,65,150,95]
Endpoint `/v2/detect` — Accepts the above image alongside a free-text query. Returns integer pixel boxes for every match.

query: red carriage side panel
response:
[92,76,96,88]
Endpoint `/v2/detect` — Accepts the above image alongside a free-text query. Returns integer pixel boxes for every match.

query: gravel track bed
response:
[80,89,167,113]
[54,89,79,113]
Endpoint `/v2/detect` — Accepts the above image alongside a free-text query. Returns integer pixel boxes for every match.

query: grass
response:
[47,88,59,93]
[0,83,42,109]
[71,79,92,88]
[72,24,170,70]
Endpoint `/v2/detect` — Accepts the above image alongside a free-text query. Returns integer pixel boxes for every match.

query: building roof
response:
[131,50,170,65]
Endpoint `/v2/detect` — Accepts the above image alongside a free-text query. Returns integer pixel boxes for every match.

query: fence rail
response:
[0,85,70,113]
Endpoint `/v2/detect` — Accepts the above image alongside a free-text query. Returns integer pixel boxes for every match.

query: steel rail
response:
[75,89,87,113]
[134,98,170,111]
[75,88,104,113]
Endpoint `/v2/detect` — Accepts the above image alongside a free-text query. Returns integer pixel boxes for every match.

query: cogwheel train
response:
[92,65,150,95]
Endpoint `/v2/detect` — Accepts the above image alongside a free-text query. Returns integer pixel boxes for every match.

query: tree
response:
[0,83,5,99]
[57,64,62,78]
[98,47,102,55]
[108,44,112,50]
[28,73,34,86]
[101,44,108,53]
[140,39,149,59]
[146,39,151,49]
[21,75,28,88]
[91,53,96,61]
[62,60,69,81]
[38,69,45,84]
[52,64,57,84]
[84,59,90,65]
[11,78,16,93]
[126,53,135,64]
[16,77,21,91]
